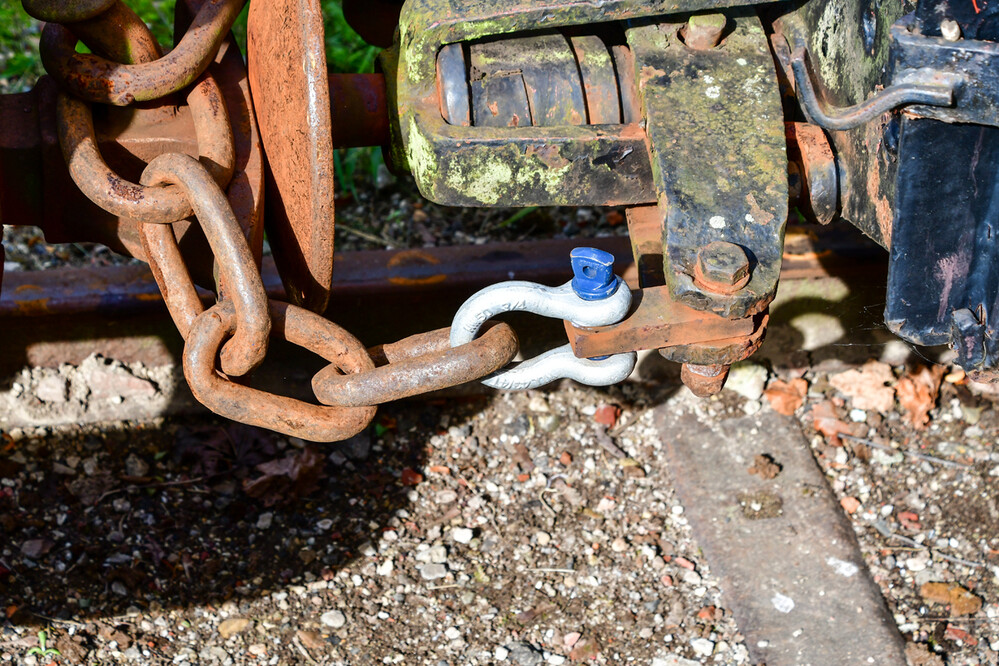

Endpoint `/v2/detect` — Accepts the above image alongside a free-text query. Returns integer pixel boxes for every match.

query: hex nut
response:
[694,241,750,294]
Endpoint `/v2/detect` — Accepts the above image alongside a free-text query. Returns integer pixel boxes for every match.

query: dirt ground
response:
[1,338,998,664]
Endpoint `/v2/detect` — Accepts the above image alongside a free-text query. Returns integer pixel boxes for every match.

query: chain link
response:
[29,0,527,440]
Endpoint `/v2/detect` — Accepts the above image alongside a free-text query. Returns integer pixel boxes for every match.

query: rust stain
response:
[387,250,446,286]
[14,298,51,315]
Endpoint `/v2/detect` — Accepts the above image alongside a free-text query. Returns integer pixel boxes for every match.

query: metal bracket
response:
[790,45,955,131]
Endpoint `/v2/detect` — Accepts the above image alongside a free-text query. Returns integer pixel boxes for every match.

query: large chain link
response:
[25,0,521,440]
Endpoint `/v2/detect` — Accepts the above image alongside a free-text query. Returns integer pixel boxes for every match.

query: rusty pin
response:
[680,241,750,397]
[682,13,727,50]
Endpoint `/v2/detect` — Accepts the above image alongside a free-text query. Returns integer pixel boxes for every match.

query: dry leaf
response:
[812,400,856,446]
[764,378,808,415]
[896,364,946,428]
[243,446,325,506]
[920,582,983,616]
[829,361,896,412]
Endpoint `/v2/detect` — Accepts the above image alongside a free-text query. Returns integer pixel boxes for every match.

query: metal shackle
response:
[450,247,637,390]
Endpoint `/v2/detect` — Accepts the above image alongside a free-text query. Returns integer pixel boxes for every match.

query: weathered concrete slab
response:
[655,396,907,665]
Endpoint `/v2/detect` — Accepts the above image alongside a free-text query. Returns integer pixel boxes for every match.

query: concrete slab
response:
[655,394,907,665]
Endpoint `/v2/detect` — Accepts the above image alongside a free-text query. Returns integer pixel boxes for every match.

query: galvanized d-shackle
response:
[450,248,637,390]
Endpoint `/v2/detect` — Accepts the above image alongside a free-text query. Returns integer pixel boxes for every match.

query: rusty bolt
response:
[682,13,727,50]
[681,363,730,397]
[693,241,750,294]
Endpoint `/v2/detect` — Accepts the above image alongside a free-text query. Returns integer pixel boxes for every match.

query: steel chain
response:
[30,0,525,440]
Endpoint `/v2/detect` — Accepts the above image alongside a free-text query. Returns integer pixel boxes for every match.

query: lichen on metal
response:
[627,15,788,319]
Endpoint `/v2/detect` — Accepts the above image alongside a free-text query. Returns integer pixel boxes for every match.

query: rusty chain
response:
[24,0,522,440]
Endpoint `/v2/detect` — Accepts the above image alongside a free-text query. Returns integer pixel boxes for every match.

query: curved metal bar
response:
[450,279,635,390]
[185,300,377,441]
[313,322,519,406]
[790,47,955,131]
[40,0,246,106]
[480,344,636,391]
[140,153,270,376]
[56,73,234,224]
[21,0,115,23]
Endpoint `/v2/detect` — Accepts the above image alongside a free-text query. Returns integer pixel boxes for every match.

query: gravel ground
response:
[1,347,999,664]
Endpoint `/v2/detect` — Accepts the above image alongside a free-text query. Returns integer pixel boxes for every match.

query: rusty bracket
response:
[563,285,755,358]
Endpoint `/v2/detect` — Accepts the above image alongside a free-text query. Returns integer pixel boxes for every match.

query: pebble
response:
[535,531,551,547]
[420,563,448,580]
[726,362,767,401]
[376,559,394,576]
[445,627,461,640]
[429,544,448,563]
[611,537,628,553]
[218,618,252,638]
[495,646,510,660]
[506,641,544,666]
[256,513,273,530]
[124,453,149,477]
[436,490,458,504]
[452,527,474,544]
[690,637,715,657]
[320,610,346,629]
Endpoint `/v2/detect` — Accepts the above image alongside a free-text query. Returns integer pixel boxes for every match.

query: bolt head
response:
[695,241,750,292]
[683,13,727,50]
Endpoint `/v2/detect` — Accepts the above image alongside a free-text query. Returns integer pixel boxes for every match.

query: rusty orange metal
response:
[37,0,246,106]
[184,299,377,441]
[140,152,270,376]
[313,322,518,406]
[328,73,390,149]
[248,0,336,313]
[563,285,755,358]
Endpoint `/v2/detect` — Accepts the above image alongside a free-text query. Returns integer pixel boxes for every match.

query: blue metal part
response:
[570,247,620,301]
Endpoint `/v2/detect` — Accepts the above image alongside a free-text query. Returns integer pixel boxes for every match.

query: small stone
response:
[20,539,52,559]
[840,497,861,514]
[506,641,544,666]
[436,490,458,504]
[849,408,867,423]
[294,629,322,650]
[690,637,715,657]
[495,646,510,661]
[256,513,273,530]
[342,432,371,461]
[548,656,566,665]
[905,556,927,572]
[536,414,559,433]
[726,362,767,401]
[451,527,474,544]
[320,610,346,629]
[611,537,628,553]
[420,563,448,580]
[429,544,448,563]
[535,531,551,547]
[124,453,149,478]
[316,518,333,531]
[218,618,252,638]
[445,627,461,640]
[376,559,394,576]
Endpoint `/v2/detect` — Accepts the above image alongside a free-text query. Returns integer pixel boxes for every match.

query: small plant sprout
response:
[26,630,61,660]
